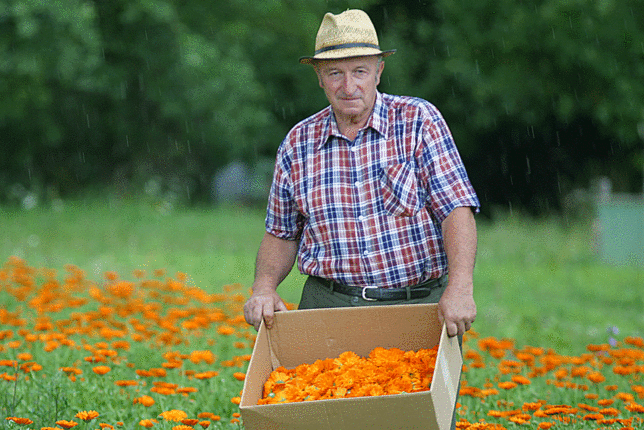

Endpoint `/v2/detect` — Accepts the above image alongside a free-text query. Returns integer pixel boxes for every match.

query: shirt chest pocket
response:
[379,161,424,217]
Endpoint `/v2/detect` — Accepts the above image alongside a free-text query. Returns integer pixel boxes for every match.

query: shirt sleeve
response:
[417,104,480,223]
[265,138,305,240]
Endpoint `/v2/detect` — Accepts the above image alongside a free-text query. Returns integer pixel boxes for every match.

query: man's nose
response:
[342,75,357,94]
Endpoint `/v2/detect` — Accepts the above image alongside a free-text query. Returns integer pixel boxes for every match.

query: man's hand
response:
[244,290,289,331]
[438,281,476,337]
[243,232,299,331]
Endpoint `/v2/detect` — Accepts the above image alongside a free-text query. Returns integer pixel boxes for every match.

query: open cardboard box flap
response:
[240,303,462,430]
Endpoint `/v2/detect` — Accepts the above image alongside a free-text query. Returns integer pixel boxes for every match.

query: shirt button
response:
[351,146,358,152]
[358,215,365,222]
[363,250,369,256]
[355,181,361,187]
[351,296,359,304]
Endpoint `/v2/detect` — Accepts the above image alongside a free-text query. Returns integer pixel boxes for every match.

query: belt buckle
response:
[361,286,378,301]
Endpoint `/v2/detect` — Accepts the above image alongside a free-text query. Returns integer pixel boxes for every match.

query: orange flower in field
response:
[537,422,554,429]
[511,375,531,385]
[199,421,210,428]
[17,352,32,361]
[217,325,235,335]
[56,420,79,429]
[625,402,644,413]
[159,410,188,422]
[139,419,157,428]
[498,381,518,390]
[6,417,34,425]
[133,395,156,407]
[115,380,138,387]
[231,396,241,405]
[92,365,111,375]
[233,372,246,381]
[194,371,218,380]
[180,419,199,426]
[197,413,219,421]
[75,411,99,422]
[586,371,605,383]
[172,426,193,430]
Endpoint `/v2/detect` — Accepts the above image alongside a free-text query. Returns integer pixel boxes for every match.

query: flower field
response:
[1,256,643,430]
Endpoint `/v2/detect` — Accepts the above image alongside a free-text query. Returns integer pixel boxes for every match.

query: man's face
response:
[315,56,384,125]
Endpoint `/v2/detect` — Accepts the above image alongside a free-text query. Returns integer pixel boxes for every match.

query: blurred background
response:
[1,0,642,228]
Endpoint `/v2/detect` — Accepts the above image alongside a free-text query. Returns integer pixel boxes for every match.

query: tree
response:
[372,0,644,214]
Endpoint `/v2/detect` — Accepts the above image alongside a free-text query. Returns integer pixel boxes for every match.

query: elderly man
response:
[243,10,479,341]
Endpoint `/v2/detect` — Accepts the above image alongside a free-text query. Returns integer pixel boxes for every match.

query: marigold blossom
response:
[159,410,188,422]
[56,420,78,429]
[92,365,111,375]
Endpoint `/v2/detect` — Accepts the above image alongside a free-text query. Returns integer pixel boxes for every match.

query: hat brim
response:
[300,49,396,65]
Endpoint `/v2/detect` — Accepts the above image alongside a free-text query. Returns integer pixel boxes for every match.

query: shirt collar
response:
[316,91,388,150]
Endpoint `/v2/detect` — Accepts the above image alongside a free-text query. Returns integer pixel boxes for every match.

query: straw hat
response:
[300,9,395,64]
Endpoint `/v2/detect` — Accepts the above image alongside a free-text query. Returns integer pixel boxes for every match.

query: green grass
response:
[1,197,642,354]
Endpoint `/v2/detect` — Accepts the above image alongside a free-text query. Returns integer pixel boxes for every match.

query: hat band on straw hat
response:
[315,42,380,55]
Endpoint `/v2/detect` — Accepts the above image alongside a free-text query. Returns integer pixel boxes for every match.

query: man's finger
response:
[262,301,275,329]
[446,321,458,337]
[276,300,289,313]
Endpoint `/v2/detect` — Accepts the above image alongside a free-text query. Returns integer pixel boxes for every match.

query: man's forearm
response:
[253,232,299,293]
[442,207,477,287]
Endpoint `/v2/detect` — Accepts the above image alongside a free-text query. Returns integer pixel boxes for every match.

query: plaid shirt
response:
[266,92,480,288]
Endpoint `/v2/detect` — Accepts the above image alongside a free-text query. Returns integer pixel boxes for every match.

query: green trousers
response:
[298,275,449,309]
[298,276,462,430]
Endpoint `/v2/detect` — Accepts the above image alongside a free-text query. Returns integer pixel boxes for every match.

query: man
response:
[243,9,479,340]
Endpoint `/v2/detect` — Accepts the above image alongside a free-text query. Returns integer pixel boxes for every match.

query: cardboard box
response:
[240,303,462,430]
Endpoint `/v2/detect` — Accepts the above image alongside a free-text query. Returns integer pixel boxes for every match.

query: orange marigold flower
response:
[133,395,155,407]
[599,407,620,417]
[587,371,605,383]
[6,417,34,425]
[172,426,193,430]
[17,352,32,361]
[217,325,235,335]
[511,375,531,385]
[180,419,199,426]
[537,422,554,429]
[197,413,219,421]
[194,371,218,380]
[232,413,241,418]
[199,421,210,429]
[233,372,246,381]
[598,398,615,406]
[583,413,604,420]
[115,380,138,387]
[75,411,99,422]
[498,381,518,390]
[139,419,157,428]
[159,410,188,422]
[625,402,644,413]
[56,420,79,429]
[92,365,111,375]
[231,396,241,405]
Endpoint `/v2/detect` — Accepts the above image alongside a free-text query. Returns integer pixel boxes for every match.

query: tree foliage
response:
[1,0,642,214]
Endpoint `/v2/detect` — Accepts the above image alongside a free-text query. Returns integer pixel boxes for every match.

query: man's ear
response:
[375,60,384,85]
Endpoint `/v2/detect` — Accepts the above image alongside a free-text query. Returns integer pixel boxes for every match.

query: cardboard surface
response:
[240,304,462,430]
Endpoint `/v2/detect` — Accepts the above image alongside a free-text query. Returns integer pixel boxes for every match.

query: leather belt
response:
[313,275,445,301]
